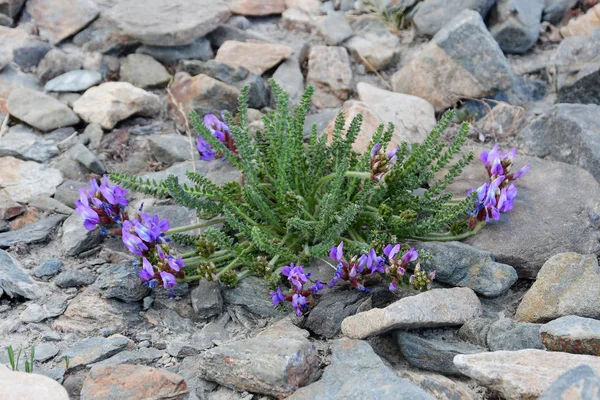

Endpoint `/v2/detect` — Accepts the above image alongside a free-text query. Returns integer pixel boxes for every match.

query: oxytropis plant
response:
[77,82,528,312]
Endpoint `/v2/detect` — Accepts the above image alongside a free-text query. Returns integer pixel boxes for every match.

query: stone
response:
[73,82,161,129]
[411,0,496,36]
[0,365,69,399]
[191,280,223,319]
[229,0,286,16]
[140,205,197,231]
[61,213,104,257]
[119,54,171,89]
[215,40,293,75]
[35,342,60,362]
[0,249,43,299]
[93,263,150,303]
[0,193,24,220]
[207,24,271,48]
[36,49,83,84]
[7,88,80,132]
[167,72,240,128]
[89,347,164,367]
[415,241,518,297]
[272,57,304,105]
[540,315,600,356]
[459,317,495,348]
[60,336,130,370]
[137,37,213,65]
[322,100,384,152]
[104,0,229,46]
[222,276,281,317]
[26,0,98,44]
[516,253,600,323]
[391,10,513,111]
[0,125,60,163]
[553,31,600,105]
[523,104,600,181]
[34,258,63,278]
[341,287,482,339]
[543,0,578,24]
[0,215,66,249]
[82,123,103,151]
[81,364,187,400]
[356,82,436,145]
[395,331,485,375]
[45,70,102,92]
[397,370,477,400]
[54,269,97,288]
[179,60,269,109]
[454,349,600,400]
[287,338,433,400]
[29,196,73,216]
[316,11,353,45]
[54,180,88,209]
[67,143,106,174]
[487,0,544,54]
[0,0,25,17]
[197,336,320,398]
[142,159,241,188]
[11,40,52,71]
[344,18,400,71]
[20,296,68,323]
[307,45,353,108]
[475,102,526,138]
[72,16,137,54]
[281,7,317,32]
[538,365,600,400]
[148,134,196,166]
[486,318,543,351]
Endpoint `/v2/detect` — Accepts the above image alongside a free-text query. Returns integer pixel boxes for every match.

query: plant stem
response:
[309,171,372,210]
[216,256,243,278]
[167,219,225,234]
[406,221,485,242]
[183,253,233,264]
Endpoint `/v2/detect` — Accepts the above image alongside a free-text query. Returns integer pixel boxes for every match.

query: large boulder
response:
[539,365,600,399]
[540,315,600,356]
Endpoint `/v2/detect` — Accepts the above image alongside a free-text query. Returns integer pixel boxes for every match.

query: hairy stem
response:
[167,218,225,234]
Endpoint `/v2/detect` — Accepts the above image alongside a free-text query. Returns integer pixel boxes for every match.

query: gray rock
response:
[137,37,213,65]
[34,259,63,278]
[12,40,52,71]
[0,221,8,233]
[553,30,600,105]
[398,370,478,400]
[207,24,271,48]
[288,338,433,399]
[411,0,496,36]
[459,317,495,348]
[191,280,223,319]
[542,0,578,24]
[177,356,219,400]
[104,0,230,46]
[179,59,270,109]
[0,0,25,17]
[54,180,88,209]
[142,159,241,188]
[197,336,321,398]
[0,215,66,249]
[67,143,106,175]
[44,70,102,92]
[302,109,337,138]
[416,241,518,297]
[341,288,482,339]
[516,253,600,323]
[540,315,600,356]
[35,343,60,362]
[61,213,104,256]
[72,16,138,54]
[0,157,64,203]
[539,365,600,400]
[166,340,207,357]
[523,104,600,181]
[54,269,96,288]
[344,17,401,71]
[0,125,60,163]
[316,11,353,45]
[7,88,80,132]
[488,0,544,54]
[486,318,544,351]
[36,48,83,84]
[119,54,172,89]
[148,134,196,166]
[190,315,231,349]
[394,331,486,376]
[20,296,68,323]
[89,347,164,367]
[307,45,353,108]
[26,0,99,45]
[29,196,73,216]
[93,263,149,303]
[0,249,43,299]
[140,205,197,231]
[222,276,281,317]
[272,57,304,105]
[392,10,513,111]
[58,336,130,370]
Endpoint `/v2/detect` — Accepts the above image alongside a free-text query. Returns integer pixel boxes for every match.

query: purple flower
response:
[122,220,148,256]
[160,271,177,289]
[329,242,344,262]
[134,213,169,244]
[99,175,129,207]
[139,257,155,281]
[384,244,401,261]
[498,183,517,213]
[367,249,385,275]
[197,113,236,160]
[75,190,100,231]
[167,256,185,272]
[281,263,310,292]
[402,248,418,264]
[270,287,286,306]
[197,137,217,161]
[389,280,398,291]
[512,164,530,180]
[370,143,398,180]
[291,293,307,316]
[328,264,343,288]
[311,280,324,294]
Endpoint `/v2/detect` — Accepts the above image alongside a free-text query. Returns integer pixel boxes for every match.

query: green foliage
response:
[7,345,35,373]
[111,82,474,281]
[363,1,410,33]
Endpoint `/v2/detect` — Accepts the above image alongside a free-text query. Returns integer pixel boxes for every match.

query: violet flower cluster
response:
[197,112,237,161]
[370,143,398,181]
[468,146,529,225]
[269,263,324,316]
[75,175,129,233]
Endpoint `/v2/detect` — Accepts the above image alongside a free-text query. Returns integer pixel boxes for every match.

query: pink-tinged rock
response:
[323,100,384,153]
[215,40,293,75]
[307,45,353,108]
[229,0,286,16]
[26,0,99,44]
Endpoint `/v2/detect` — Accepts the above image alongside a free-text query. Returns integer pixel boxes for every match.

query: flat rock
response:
[316,11,353,45]
[0,193,24,220]
[222,276,281,317]
[539,365,600,400]
[148,134,196,166]
[81,364,188,400]
[344,18,400,71]
[45,70,102,92]
[137,37,213,64]
[142,159,241,188]
[61,213,104,256]
[0,215,65,249]
[341,287,482,339]
[323,100,385,153]
[0,365,69,399]
[412,0,495,36]
[486,318,544,351]
[0,0,26,18]
[72,16,138,54]
[357,82,436,144]
[104,0,229,46]
[392,10,513,111]
[287,338,433,400]
[67,143,106,175]
[36,48,83,84]
[55,269,96,288]
[20,295,68,323]
[119,53,171,89]
[215,40,293,75]
[88,347,164,367]
[454,349,600,399]
[416,241,518,297]
[272,57,304,105]
[92,263,149,303]
[197,336,320,398]
[540,315,600,356]
[26,0,99,44]
[191,280,223,319]
[398,370,478,400]
[33,258,63,278]
[54,180,88,209]
[516,253,600,323]
[73,82,161,129]
[229,0,286,16]
[7,87,80,131]
[307,45,353,108]
[0,249,43,299]
[487,0,544,54]
[35,342,60,362]
[459,317,500,347]
[59,336,130,369]
[0,125,60,162]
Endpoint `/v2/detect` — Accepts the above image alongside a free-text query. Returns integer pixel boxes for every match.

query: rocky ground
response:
[1,0,600,399]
